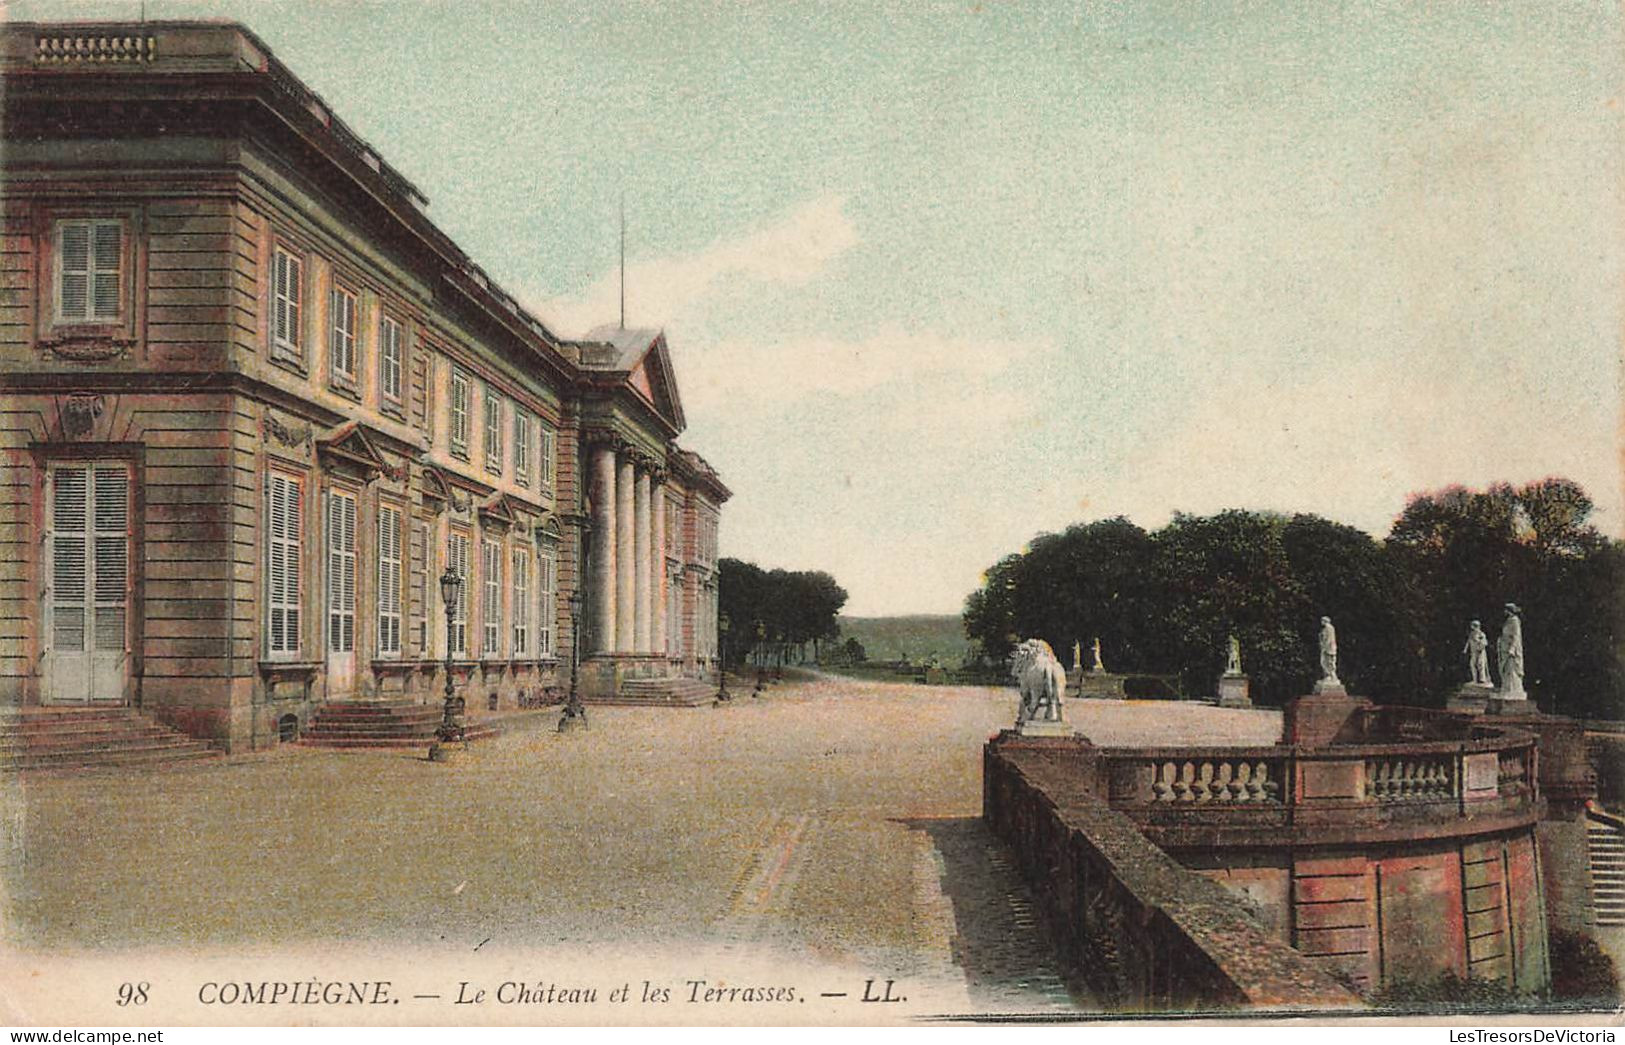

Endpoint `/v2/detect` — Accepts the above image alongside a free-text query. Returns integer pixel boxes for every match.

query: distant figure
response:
[1011,638,1066,725]
[1226,634,1242,676]
[1498,603,1526,699]
[1464,619,1491,686]
[1318,617,1338,684]
[1091,637,1105,673]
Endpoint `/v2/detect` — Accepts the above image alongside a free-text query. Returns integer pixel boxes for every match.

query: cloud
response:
[532,193,859,336]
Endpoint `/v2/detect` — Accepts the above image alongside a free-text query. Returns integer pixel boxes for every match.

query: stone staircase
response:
[298,702,498,748]
[598,676,718,707]
[0,707,220,771]
[1587,809,1625,928]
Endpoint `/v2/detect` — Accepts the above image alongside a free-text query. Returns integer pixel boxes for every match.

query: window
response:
[329,286,357,384]
[379,315,403,402]
[326,490,357,653]
[272,246,303,356]
[56,219,122,324]
[377,504,402,656]
[413,521,429,654]
[513,410,532,487]
[538,543,556,658]
[539,425,556,487]
[483,389,503,475]
[266,472,303,656]
[447,530,469,654]
[512,546,530,656]
[449,369,471,456]
[481,538,502,656]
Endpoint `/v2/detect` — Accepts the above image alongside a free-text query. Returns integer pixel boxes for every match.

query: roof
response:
[578,325,662,371]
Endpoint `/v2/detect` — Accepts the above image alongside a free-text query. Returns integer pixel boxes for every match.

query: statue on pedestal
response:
[1072,639,1083,672]
[1091,636,1105,673]
[1011,638,1067,733]
[1497,603,1526,700]
[1464,619,1491,686]
[1225,634,1242,676]
[1317,616,1339,685]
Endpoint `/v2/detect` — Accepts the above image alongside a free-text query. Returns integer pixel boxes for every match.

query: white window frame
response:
[538,542,556,659]
[379,314,403,404]
[54,218,123,326]
[483,389,503,476]
[329,285,358,385]
[481,537,502,656]
[513,409,532,488]
[377,502,403,657]
[447,529,470,655]
[326,488,358,654]
[449,368,471,456]
[512,545,530,656]
[265,471,304,659]
[272,245,304,358]
[538,425,556,488]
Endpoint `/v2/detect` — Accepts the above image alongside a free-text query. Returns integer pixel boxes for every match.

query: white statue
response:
[1225,634,1242,676]
[1497,603,1526,700]
[1011,638,1067,725]
[1318,616,1338,684]
[1072,639,1083,672]
[1464,619,1491,686]
[1091,636,1105,673]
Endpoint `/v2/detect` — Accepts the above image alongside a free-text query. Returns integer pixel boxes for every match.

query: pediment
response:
[627,333,686,432]
[316,422,389,480]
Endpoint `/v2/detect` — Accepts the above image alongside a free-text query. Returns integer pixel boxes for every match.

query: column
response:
[590,444,617,654]
[633,468,652,653]
[651,481,666,657]
[615,453,635,653]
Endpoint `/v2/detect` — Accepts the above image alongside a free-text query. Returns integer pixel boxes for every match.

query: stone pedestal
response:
[1018,718,1072,737]
[1071,670,1127,699]
[1447,682,1495,714]
[1217,674,1251,708]
[1311,678,1348,697]
[1283,691,1368,747]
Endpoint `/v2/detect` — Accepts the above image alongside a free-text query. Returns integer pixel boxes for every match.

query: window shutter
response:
[59,223,90,321]
[92,467,128,650]
[91,223,120,320]
[50,465,90,653]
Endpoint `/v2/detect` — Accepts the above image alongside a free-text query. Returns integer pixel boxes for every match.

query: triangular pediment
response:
[627,333,686,432]
[317,422,388,480]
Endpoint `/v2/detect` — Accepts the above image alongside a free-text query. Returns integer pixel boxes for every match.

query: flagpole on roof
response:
[619,193,626,331]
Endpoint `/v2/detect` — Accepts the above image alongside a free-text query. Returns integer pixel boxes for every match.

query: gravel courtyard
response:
[0,677,1281,1022]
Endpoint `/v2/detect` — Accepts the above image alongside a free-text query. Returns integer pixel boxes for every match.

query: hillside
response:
[836,614,974,665]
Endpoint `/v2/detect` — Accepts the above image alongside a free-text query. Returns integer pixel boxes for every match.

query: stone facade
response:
[0,21,727,749]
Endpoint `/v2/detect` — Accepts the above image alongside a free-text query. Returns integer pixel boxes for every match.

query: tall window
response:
[329,286,357,383]
[512,546,530,656]
[272,246,303,356]
[379,315,403,403]
[513,410,532,487]
[539,425,556,487]
[449,369,471,456]
[538,543,556,658]
[413,521,429,654]
[56,219,122,324]
[483,390,503,475]
[481,538,502,655]
[377,504,402,656]
[266,472,303,656]
[326,490,357,653]
[447,530,469,655]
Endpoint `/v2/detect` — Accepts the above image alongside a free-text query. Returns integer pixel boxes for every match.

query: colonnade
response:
[589,442,670,656]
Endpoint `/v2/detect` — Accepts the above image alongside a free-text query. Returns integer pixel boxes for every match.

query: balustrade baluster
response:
[1174,761,1194,803]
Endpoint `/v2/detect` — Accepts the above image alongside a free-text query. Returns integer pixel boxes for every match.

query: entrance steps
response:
[595,676,718,707]
[298,701,499,748]
[1587,809,1625,928]
[0,707,220,771]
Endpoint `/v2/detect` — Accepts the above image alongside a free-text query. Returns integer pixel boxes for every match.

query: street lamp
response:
[429,566,465,762]
[715,613,731,704]
[559,585,588,731]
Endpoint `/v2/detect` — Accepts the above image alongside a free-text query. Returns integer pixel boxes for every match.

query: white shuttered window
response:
[326,490,357,653]
[57,220,122,324]
[266,473,303,656]
[512,546,530,655]
[513,410,532,487]
[329,287,357,381]
[377,504,403,656]
[273,247,303,354]
[447,531,469,654]
[538,544,556,658]
[379,315,403,401]
[482,539,502,655]
[450,370,471,454]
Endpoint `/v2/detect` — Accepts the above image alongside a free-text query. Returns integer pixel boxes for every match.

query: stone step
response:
[295,725,498,749]
[0,708,219,772]
[3,747,219,771]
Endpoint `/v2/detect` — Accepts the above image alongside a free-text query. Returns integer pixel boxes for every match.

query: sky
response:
[13,1,1623,615]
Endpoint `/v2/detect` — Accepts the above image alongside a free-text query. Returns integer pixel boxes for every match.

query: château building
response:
[0,21,728,751]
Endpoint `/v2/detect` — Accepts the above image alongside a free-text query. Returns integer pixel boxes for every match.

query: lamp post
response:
[429,566,464,762]
[715,614,731,704]
[559,585,588,731]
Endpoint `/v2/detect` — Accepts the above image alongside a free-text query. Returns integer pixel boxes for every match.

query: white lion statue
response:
[1011,638,1066,726]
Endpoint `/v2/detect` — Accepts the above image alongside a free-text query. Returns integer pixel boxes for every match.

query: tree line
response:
[718,558,848,668]
[962,478,1624,717]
